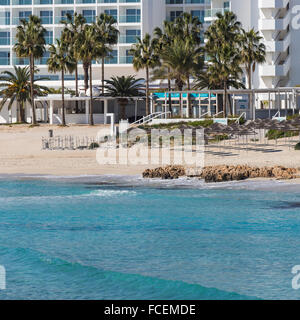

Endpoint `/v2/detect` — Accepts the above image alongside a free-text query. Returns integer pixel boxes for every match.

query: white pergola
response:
[35,94,114,125]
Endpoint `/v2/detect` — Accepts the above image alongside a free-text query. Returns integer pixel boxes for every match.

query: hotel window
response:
[40,11,53,24]
[60,10,74,23]
[0,31,9,45]
[105,49,117,64]
[19,11,32,22]
[104,9,117,21]
[126,29,140,43]
[45,30,53,44]
[83,10,95,23]
[0,51,10,65]
[126,9,140,23]
[170,11,183,22]
[0,12,10,25]
[191,10,204,23]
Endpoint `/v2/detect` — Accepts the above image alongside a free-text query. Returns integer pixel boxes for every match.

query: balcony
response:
[0,38,9,45]
[34,0,53,4]
[119,56,133,64]
[259,55,290,77]
[12,0,32,4]
[264,32,290,52]
[105,56,118,64]
[12,57,29,65]
[204,8,229,22]
[119,15,140,23]
[258,0,289,9]
[0,57,9,65]
[119,35,138,44]
[259,11,290,30]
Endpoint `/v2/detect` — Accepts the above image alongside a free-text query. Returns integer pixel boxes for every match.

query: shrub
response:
[89,142,99,149]
[295,142,300,150]
[266,129,298,140]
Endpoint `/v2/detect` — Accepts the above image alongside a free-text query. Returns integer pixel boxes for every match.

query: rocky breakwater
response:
[201,165,298,183]
[143,165,186,180]
[142,165,298,182]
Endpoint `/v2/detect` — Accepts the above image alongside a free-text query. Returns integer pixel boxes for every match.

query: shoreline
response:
[1,172,300,193]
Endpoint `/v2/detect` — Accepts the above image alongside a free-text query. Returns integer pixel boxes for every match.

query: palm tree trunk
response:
[187,77,192,118]
[119,99,127,120]
[168,75,172,116]
[247,65,252,90]
[30,54,36,124]
[223,81,227,118]
[83,62,89,93]
[177,81,183,118]
[16,101,21,123]
[146,66,150,116]
[62,69,66,126]
[102,57,105,95]
[20,100,25,123]
[228,94,233,116]
[89,63,94,126]
[75,64,79,113]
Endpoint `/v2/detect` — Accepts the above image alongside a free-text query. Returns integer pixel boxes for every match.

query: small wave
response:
[0,245,259,300]
[0,189,137,202]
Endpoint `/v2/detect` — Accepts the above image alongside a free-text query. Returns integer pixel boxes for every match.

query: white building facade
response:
[0,0,299,89]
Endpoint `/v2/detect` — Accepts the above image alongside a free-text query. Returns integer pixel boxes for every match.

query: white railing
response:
[236,112,246,123]
[272,110,280,119]
[200,111,209,118]
[213,111,224,118]
[130,111,171,127]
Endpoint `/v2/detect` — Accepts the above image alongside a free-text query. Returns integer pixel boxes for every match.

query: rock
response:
[142,165,186,180]
[199,165,297,183]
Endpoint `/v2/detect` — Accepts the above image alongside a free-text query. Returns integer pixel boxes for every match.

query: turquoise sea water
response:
[0,176,300,300]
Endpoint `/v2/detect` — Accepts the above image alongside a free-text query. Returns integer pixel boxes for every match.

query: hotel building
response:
[0,0,297,89]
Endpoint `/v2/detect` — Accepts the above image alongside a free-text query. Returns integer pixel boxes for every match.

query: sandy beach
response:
[1,124,300,176]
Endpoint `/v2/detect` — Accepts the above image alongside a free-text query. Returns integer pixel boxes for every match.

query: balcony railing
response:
[0,57,10,65]
[0,38,10,45]
[119,35,138,44]
[119,15,140,23]
[119,56,133,64]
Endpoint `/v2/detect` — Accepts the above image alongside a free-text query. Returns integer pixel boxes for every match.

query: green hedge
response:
[266,129,299,140]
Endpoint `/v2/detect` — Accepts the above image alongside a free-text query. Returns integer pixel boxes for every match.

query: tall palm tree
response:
[204,11,243,116]
[0,66,48,123]
[240,28,266,89]
[14,15,46,124]
[75,24,101,125]
[129,33,159,116]
[61,13,86,111]
[94,13,119,94]
[105,76,144,120]
[152,38,202,117]
[154,20,176,111]
[48,39,76,126]
[173,12,202,46]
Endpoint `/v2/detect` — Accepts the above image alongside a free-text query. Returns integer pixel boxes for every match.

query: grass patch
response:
[266,129,299,140]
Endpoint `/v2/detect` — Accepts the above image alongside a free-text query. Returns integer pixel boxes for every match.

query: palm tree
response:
[240,28,266,89]
[154,21,176,111]
[13,15,46,124]
[173,12,202,46]
[152,38,202,117]
[0,66,48,123]
[94,13,119,94]
[129,33,159,116]
[75,24,101,125]
[105,76,144,120]
[48,39,76,126]
[204,11,243,116]
[61,13,86,112]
